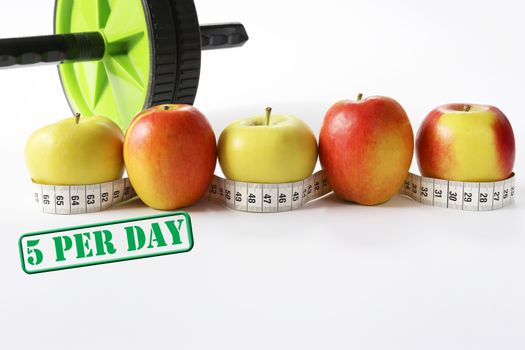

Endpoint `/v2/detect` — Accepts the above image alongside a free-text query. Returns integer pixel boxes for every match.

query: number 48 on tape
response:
[207,171,332,213]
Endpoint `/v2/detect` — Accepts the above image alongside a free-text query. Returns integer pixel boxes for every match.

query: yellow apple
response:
[25,114,124,185]
[218,108,318,183]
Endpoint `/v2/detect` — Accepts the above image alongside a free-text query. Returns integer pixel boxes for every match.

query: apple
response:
[25,114,124,185]
[416,104,515,182]
[319,94,414,205]
[218,108,318,183]
[124,104,217,210]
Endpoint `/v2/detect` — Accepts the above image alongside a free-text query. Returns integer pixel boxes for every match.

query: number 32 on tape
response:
[401,173,516,211]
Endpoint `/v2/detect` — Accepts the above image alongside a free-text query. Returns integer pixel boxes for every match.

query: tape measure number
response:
[33,178,136,215]
[207,171,332,213]
[401,173,516,211]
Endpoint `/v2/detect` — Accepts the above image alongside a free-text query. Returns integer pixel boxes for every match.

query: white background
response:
[1,0,524,349]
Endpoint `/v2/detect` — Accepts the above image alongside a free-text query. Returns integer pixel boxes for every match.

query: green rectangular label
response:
[19,212,194,274]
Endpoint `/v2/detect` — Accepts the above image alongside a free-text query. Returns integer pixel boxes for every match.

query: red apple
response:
[124,104,217,210]
[416,104,515,182]
[319,94,414,205]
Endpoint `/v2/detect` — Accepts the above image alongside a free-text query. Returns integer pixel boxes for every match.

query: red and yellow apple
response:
[319,94,414,205]
[124,104,217,210]
[218,108,318,183]
[416,104,515,182]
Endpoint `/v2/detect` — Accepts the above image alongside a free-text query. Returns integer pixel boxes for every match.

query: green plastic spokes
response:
[56,0,151,130]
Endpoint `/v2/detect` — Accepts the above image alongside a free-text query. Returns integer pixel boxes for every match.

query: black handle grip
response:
[200,23,249,50]
[0,23,248,69]
[0,32,105,68]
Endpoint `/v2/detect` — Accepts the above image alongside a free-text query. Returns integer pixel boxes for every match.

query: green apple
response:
[218,108,318,183]
[25,114,124,185]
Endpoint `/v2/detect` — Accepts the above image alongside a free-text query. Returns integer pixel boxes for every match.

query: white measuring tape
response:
[206,170,332,212]
[32,178,136,215]
[400,172,515,211]
[32,171,515,214]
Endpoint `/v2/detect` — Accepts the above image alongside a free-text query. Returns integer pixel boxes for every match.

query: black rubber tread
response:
[143,0,202,107]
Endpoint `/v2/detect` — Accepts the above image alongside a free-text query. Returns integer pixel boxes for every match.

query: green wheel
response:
[0,1,248,130]
[55,0,201,130]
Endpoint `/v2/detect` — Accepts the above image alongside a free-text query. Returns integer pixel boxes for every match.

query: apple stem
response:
[75,113,81,124]
[357,93,363,101]
[463,105,472,112]
[265,107,272,126]
[163,105,170,111]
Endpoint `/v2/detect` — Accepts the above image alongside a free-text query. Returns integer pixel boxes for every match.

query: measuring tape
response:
[206,170,332,212]
[400,172,516,211]
[31,171,515,214]
[206,171,516,212]
[32,178,136,215]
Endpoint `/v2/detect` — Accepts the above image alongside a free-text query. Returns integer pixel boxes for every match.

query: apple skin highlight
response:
[124,104,217,210]
[416,104,515,182]
[319,96,414,205]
